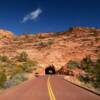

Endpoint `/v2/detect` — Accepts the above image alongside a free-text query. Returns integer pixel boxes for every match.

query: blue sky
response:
[0,0,100,34]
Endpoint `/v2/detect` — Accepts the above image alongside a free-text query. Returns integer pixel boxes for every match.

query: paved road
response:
[0,75,99,100]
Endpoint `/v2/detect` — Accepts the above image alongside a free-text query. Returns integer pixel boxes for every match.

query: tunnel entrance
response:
[45,65,56,75]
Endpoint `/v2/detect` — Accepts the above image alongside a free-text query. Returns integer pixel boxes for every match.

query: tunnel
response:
[45,65,56,75]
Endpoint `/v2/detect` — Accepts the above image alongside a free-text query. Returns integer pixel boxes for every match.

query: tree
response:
[80,55,93,72]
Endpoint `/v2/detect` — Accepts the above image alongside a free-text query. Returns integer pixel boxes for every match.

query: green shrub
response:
[78,74,90,83]
[67,60,79,69]
[4,73,27,88]
[89,57,100,75]
[11,73,27,83]
[77,56,100,88]
[38,42,47,47]
[17,51,28,62]
[21,60,36,73]
[95,57,100,73]
[92,57,100,88]
[80,56,93,71]
[0,55,9,62]
[0,72,7,87]
[93,74,100,88]
[0,61,19,77]
[0,64,5,73]
[11,66,24,76]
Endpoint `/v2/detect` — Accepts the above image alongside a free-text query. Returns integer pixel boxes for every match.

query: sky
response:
[0,0,100,34]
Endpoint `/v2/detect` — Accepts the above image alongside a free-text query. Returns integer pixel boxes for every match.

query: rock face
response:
[0,29,14,46]
[0,29,13,39]
[0,27,100,69]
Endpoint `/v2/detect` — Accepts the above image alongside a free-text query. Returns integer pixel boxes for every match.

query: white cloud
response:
[22,8,42,23]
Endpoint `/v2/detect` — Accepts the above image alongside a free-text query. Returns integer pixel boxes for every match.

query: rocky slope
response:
[0,27,100,69]
[0,29,13,46]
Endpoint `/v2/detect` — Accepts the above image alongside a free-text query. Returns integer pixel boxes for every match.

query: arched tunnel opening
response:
[45,65,56,75]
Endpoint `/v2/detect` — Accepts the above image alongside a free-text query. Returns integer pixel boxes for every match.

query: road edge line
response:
[63,77,100,96]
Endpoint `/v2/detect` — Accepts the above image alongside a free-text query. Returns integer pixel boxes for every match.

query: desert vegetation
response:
[0,51,37,88]
[67,60,79,69]
[66,55,100,89]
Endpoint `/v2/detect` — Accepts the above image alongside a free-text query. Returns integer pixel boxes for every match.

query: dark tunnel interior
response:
[45,66,56,75]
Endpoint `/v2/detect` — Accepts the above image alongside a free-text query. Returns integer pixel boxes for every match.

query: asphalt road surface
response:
[0,75,99,100]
